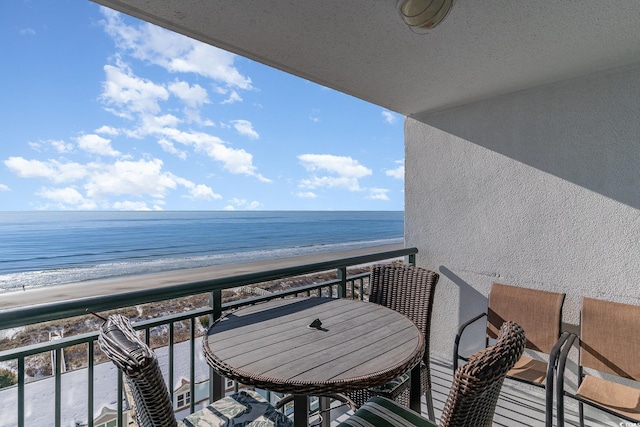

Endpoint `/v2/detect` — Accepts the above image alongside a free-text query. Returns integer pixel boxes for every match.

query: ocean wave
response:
[0,238,402,292]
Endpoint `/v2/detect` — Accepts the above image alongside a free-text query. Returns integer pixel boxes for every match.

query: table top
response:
[203,297,424,395]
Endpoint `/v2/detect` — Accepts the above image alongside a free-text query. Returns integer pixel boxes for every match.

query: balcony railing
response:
[0,245,417,427]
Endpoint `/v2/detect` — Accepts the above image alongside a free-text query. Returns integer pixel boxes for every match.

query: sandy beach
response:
[1,243,404,312]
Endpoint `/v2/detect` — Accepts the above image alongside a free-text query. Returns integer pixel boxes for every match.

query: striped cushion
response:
[337,396,436,427]
[178,390,293,427]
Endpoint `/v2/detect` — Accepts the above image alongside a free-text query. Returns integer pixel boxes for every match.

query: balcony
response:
[0,245,630,426]
[0,245,411,426]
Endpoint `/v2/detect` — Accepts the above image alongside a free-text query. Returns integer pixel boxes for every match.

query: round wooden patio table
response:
[203,296,424,426]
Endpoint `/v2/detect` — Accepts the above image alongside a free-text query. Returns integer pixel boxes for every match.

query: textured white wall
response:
[405,62,640,363]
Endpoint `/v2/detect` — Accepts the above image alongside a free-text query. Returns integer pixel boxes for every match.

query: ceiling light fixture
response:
[397,0,454,33]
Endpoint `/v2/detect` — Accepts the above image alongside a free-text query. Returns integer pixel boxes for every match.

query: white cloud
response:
[19,28,35,36]
[101,62,169,118]
[112,200,153,211]
[220,90,242,104]
[95,125,120,136]
[160,129,270,182]
[101,8,252,89]
[366,188,390,201]
[96,61,267,182]
[183,183,222,200]
[226,198,262,210]
[0,184,10,192]
[232,120,259,139]
[298,154,372,191]
[385,160,404,180]
[84,158,178,199]
[168,81,209,109]
[5,155,220,208]
[382,109,400,125]
[299,176,359,190]
[158,139,187,160]
[296,191,317,199]
[3,8,269,210]
[309,109,320,123]
[76,134,121,157]
[4,157,88,183]
[28,141,43,151]
[136,114,182,136]
[51,140,74,153]
[36,187,97,210]
[190,185,220,200]
[93,9,271,187]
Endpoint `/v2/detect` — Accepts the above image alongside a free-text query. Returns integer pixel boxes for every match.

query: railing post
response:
[88,343,94,427]
[18,357,24,427]
[55,348,62,427]
[408,253,416,266]
[336,267,347,298]
[210,289,222,322]
[169,323,174,407]
[117,371,124,427]
[209,289,224,402]
[190,317,196,414]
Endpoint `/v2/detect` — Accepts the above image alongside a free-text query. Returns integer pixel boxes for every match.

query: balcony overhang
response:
[92,1,640,120]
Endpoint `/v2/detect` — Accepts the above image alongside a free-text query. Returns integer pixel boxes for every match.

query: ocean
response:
[0,211,403,292]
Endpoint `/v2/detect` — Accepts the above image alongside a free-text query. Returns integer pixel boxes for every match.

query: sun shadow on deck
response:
[332,356,623,426]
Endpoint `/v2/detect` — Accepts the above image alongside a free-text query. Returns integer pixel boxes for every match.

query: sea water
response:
[0,211,403,292]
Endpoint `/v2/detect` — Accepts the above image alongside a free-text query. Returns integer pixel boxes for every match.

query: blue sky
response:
[1,1,405,211]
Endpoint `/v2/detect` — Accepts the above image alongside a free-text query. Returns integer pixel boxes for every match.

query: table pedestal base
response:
[293,395,310,427]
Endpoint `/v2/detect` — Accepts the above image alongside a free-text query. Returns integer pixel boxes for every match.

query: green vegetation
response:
[199,315,210,329]
[0,368,17,388]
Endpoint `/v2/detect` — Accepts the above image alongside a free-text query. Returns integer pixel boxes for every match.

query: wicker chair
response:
[556,297,640,427]
[453,282,570,426]
[346,263,439,419]
[98,314,293,427]
[338,320,526,427]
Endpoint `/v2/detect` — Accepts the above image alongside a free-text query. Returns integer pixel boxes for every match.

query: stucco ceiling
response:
[92,0,640,120]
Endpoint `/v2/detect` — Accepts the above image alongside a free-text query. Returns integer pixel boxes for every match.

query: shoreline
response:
[0,254,391,375]
[0,243,404,312]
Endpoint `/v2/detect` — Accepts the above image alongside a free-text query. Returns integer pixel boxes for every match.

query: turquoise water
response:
[0,211,403,291]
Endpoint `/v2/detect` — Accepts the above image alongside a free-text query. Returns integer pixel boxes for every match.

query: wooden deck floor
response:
[331,356,625,426]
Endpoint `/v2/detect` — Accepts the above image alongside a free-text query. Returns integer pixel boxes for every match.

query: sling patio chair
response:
[453,282,571,426]
[97,313,293,427]
[556,297,640,427]
[346,263,439,420]
[338,320,526,427]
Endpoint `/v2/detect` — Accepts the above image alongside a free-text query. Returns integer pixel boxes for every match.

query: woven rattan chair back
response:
[441,320,526,427]
[369,263,439,370]
[98,314,178,427]
[487,282,564,354]
[366,263,439,415]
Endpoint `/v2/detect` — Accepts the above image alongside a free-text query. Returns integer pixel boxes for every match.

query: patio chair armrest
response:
[546,331,575,385]
[541,331,573,427]
[555,332,578,427]
[453,312,487,372]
